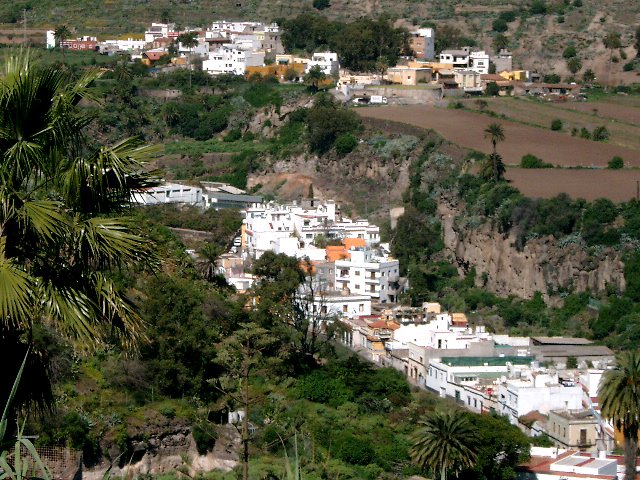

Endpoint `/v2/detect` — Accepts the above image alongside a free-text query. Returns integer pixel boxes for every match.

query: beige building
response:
[547,409,599,452]
[385,66,433,86]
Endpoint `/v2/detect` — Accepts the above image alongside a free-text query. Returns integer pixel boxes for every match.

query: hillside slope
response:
[5,0,638,82]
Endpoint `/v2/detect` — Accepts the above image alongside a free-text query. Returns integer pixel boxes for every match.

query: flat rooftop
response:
[440,356,533,367]
[531,337,593,346]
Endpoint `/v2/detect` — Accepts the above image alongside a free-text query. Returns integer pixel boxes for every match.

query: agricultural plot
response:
[459,97,640,152]
[357,105,640,167]
[506,168,640,203]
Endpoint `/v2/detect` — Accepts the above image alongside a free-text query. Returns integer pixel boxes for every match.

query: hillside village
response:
[46,19,585,103]
[22,15,640,480]
[128,179,640,480]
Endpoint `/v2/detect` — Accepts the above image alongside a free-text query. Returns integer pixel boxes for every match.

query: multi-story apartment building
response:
[409,28,435,60]
[203,45,265,75]
[334,247,400,303]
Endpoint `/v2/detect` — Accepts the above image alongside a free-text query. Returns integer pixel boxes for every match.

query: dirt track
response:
[357,105,640,167]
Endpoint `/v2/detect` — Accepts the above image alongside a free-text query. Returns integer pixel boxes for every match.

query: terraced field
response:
[358,103,640,203]
[458,97,640,152]
[357,105,639,167]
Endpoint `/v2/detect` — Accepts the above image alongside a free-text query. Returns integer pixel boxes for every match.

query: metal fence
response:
[5,445,82,480]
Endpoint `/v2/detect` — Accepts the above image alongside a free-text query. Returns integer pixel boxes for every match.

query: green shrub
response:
[485,82,500,96]
[312,0,331,9]
[550,119,563,131]
[492,18,509,33]
[224,129,242,142]
[192,423,218,455]
[521,154,553,168]
[579,127,591,139]
[608,156,624,169]
[563,45,577,59]
[592,125,609,142]
[530,0,548,14]
[334,133,358,156]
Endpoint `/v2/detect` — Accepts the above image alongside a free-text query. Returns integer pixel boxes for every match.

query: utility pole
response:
[22,9,27,46]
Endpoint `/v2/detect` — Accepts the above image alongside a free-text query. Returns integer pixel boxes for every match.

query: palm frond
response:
[0,238,33,329]
[17,200,67,242]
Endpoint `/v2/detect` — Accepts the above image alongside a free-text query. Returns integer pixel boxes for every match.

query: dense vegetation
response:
[278,14,411,71]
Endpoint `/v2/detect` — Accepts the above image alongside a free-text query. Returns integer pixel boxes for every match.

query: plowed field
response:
[357,105,640,168]
[505,168,640,202]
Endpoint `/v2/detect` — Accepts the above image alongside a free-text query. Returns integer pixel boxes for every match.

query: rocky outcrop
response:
[439,201,626,300]
[84,425,239,480]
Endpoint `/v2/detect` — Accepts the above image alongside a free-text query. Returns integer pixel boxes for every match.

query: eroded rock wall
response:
[439,201,626,300]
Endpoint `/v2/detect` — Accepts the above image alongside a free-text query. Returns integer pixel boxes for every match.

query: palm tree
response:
[53,25,71,61]
[599,351,640,480]
[484,122,506,183]
[0,52,158,410]
[410,410,479,480]
[177,32,199,89]
[304,65,326,92]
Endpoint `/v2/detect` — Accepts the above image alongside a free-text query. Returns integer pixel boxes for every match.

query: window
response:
[355,285,360,290]
[359,304,364,312]
[355,271,361,276]
[370,285,375,292]
[342,305,348,313]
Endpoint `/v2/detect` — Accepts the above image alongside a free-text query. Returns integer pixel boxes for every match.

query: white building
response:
[46,30,56,49]
[469,50,490,74]
[439,48,470,68]
[100,38,148,52]
[313,292,372,320]
[242,200,380,259]
[202,44,265,75]
[334,247,399,303]
[425,357,532,413]
[132,182,202,206]
[498,373,583,426]
[306,52,340,76]
[145,23,172,43]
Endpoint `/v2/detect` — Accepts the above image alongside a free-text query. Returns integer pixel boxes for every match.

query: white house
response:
[202,44,265,75]
[439,48,470,68]
[306,52,340,76]
[145,23,171,43]
[132,182,202,206]
[469,50,490,74]
[498,373,583,425]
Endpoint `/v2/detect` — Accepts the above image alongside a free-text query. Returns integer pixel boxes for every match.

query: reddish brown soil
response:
[558,101,640,125]
[357,106,640,167]
[505,168,640,203]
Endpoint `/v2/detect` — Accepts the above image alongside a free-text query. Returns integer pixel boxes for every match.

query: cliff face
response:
[439,201,626,300]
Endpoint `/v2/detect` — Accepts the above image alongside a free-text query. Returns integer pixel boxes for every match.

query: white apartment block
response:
[132,182,202,206]
[469,51,490,74]
[425,357,532,412]
[498,372,583,426]
[203,45,265,75]
[242,201,381,259]
[334,248,399,303]
[306,52,340,76]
